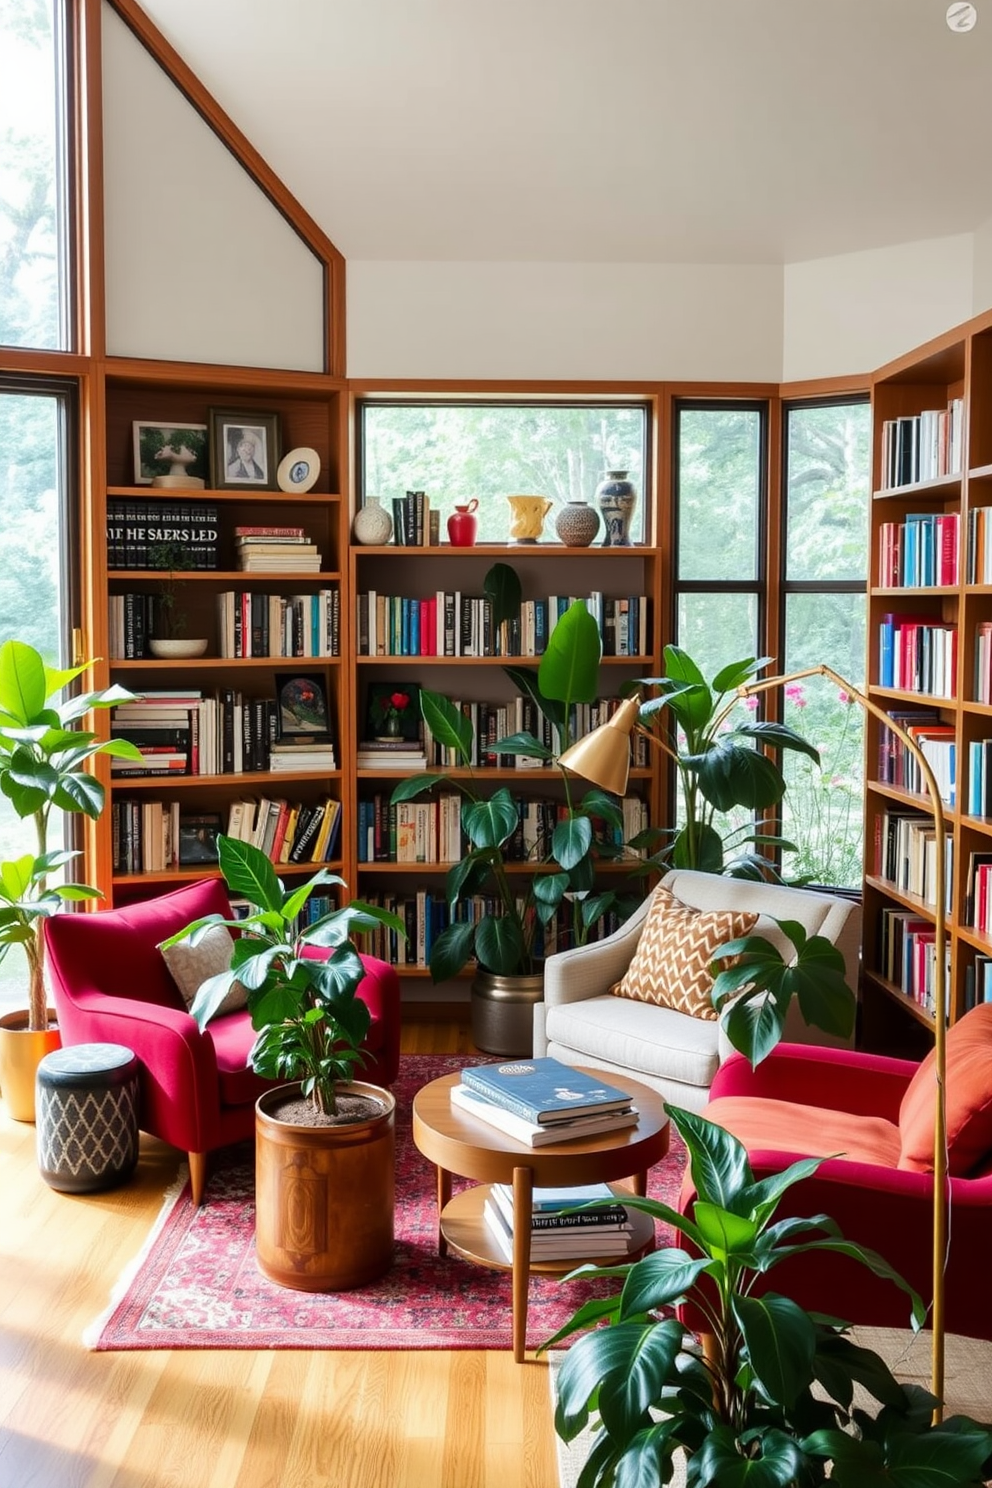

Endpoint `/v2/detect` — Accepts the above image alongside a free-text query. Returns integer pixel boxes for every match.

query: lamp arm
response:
[738,661,948,1419]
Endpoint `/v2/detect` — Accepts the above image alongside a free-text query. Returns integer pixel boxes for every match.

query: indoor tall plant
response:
[164,834,406,1289]
[633,647,819,877]
[0,640,140,1117]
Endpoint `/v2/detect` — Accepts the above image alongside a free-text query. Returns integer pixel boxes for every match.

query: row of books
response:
[355,891,633,967]
[388,490,439,547]
[452,1057,639,1151]
[965,507,992,585]
[356,793,648,865]
[873,806,953,911]
[878,400,963,490]
[106,501,220,570]
[964,956,992,1012]
[876,512,959,589]
[356,591,649,658]
[973,622,992,704]
[215,589,340,658]
[482,1182,639,1261]
[225,794,342,865]
[419,696,650,772]
[878,906,949,1018]
[234,527,324,574]
[111,801,216,875]
[876,707,956,806]
[110,690,336,777]
[966,740,992,818]
[963,849,992,933]
[877,612,956,697]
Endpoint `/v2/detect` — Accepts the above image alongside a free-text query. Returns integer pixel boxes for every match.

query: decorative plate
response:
[276,446,321,494]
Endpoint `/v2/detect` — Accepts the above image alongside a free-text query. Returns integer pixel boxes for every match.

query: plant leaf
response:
[538,600,602,710]
[216,835,284,913]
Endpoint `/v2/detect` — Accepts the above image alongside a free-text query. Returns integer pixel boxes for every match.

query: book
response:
[449,1083,639,1147]
[482,1198,637,1262]
[489,1182,630,1230]
[460,1056,633,1124]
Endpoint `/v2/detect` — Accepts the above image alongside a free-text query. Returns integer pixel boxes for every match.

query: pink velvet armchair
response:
[44,878,401,1205]
[680,1009,992,1343]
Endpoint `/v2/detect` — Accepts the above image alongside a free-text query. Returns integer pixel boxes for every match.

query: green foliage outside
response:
[361,403,647,544]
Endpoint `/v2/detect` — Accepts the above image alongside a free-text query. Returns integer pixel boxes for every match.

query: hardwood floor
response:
[0,1009,561,1488]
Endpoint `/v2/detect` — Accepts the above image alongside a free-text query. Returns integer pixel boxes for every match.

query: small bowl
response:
[148,638,209,659]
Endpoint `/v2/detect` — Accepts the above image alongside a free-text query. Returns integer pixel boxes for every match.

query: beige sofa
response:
[533,868,862,1113]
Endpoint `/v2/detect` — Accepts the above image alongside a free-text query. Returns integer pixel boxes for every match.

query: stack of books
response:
[269,740,337,772]
[482,1182,637,1262]
[234,525,323,573]
[451,1056,638,1148]
[355,739,427,770]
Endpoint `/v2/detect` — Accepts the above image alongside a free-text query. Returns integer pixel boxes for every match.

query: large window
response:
[674,396,870,887]
[360,401,648,544]
[0,0,70,350]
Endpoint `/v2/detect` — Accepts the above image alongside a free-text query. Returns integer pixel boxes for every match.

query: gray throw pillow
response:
[161,922,248,1018]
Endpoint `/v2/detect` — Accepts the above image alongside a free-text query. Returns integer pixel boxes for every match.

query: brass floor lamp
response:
[559,664,950,1416]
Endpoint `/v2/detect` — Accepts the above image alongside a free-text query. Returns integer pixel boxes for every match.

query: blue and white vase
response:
[595,470,637,547]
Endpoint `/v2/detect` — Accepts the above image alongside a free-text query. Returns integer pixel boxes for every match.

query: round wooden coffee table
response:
[412,1068,670,1361]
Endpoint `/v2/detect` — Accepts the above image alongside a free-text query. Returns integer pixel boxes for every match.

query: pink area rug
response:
[87,1053,686,1352]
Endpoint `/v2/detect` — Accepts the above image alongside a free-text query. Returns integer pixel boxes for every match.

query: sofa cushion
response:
[204,1010,269,1107]
[899,1002,992,1175]
[545,995,721,1090]
[161,922,248,1018]
[611,886,758,1019]
[703,1095,903,1168]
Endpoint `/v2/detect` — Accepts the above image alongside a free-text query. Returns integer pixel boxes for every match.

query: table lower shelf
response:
[439,1183,656,1273]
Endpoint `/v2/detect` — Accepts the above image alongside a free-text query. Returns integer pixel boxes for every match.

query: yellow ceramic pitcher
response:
[506,493,552,543]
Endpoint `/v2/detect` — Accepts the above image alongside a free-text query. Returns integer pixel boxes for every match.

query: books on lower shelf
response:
[450,1083,638,1147]
[111,794,342,873]
[460,1055,634,1123]
[482,1184,638,1262]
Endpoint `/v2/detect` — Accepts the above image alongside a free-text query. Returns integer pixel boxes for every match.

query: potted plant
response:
[0,640,141,1119]
[391,585,642,1053]
[546,1104,992,1487]
[163,834,406,1291]
[544,940,991,1485]
[633,647,820,877]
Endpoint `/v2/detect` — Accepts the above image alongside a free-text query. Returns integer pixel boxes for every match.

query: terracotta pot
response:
[0,1009,61,1123]
[254,1081,396,1291]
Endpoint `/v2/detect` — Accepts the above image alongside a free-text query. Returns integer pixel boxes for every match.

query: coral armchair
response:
[44,878,401,1204]
[681,1009,992,1342]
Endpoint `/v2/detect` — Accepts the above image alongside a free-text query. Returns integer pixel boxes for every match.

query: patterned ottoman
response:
[36,1042,140,1193]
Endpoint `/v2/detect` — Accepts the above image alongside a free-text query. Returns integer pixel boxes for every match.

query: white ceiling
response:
[135,0,992,266]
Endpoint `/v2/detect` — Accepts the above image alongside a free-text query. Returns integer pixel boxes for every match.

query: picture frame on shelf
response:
[275,672,332,742]
[209,408,280,491]
[132,422,209,485]
[365,681,422,743]
[177,812,223,866]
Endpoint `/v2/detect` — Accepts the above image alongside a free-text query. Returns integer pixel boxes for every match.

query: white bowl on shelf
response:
[148,638,208,659]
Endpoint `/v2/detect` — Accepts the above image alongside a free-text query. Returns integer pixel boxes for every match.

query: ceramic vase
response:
[352,496,393,546]
[447,499,478,546]
[595,470,637,547]
[554,497,600,547]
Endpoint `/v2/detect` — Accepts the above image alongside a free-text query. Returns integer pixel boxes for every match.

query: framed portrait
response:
[209,408,280,491]
[132,422,209,485]
[275,672,331,741]
[177,812,223,866]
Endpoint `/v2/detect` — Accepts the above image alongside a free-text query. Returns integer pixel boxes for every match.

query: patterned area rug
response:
[87,1053,686,1352]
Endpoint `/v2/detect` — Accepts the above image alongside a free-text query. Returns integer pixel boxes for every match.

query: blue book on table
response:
[461,1056,633,1124]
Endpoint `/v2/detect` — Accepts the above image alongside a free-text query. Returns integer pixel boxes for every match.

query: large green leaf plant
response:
[633,648,819,878]
[0,640,141,1030]
[391,573,641,980]
[161,835,405,1117]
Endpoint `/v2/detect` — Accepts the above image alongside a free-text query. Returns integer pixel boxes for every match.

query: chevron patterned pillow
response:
[610,886,758,1019]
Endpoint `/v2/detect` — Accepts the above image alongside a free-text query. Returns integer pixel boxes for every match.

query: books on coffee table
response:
[450,1082,638,1147]
[490,1182,630,1230]
[482,1184,637,1262]
[460,1056,633,1124]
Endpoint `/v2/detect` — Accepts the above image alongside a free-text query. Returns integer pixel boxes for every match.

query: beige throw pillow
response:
[611,886,758,1019]
[161,922,248,1018]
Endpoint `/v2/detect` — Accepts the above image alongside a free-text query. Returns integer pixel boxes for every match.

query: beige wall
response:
[102,7,325,372]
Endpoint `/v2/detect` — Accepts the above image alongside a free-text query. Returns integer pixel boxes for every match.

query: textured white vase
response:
[352,496,394,545]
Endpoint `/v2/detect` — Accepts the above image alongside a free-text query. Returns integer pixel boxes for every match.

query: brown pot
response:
[254,1081,396,1291]
[0,1009,61,1123]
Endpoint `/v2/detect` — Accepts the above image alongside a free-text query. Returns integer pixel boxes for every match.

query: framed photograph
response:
[275,672,331,741]
[132,422,209,485]
[177,812,223,866]
[209,408,280,491]
[365,681,422,743]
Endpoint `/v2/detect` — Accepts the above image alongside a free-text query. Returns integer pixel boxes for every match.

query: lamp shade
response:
[558,696,639,795]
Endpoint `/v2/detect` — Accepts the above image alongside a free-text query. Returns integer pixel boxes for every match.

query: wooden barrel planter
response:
[254,1081,396,1291]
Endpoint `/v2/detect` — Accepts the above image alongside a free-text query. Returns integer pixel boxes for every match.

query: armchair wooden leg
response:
[189,1151,208,1206]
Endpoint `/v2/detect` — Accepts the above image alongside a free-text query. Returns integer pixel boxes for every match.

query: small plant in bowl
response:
[147,541,207,657]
